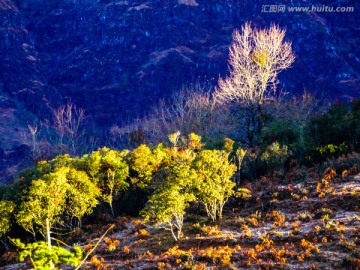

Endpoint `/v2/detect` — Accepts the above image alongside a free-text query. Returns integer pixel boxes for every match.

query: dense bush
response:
[307,101,360,154]
[141,133,237,240]
[0,201,15,239]
[0,132,241,243]
[260,99,360,166]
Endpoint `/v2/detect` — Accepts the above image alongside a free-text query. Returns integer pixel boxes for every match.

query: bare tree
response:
[52,103,85,154]
[275,91,321,125]
[27,123,38,155]
[22,121,57,162]
[213,22,295,146]
[111,82,238,147]
[273,90,323,160]
[150,83,238,143]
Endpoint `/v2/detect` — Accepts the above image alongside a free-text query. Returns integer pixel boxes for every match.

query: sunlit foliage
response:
[193,149,236,221]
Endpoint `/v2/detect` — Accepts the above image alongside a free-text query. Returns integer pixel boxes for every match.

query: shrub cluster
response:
[0,133,241,244]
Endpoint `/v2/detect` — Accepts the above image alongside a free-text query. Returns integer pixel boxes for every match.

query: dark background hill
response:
[0,0,359,182]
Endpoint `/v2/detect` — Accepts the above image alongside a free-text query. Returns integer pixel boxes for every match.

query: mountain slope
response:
[0,0,359,182]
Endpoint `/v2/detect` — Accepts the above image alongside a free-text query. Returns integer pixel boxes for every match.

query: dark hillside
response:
[0,0,359,182]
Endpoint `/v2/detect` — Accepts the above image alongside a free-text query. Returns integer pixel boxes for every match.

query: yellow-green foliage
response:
[261,141,289,170]
[0,200,15,236]
[168,132,203,153]
[236,148,247,160]
[128,144,167,189]
[251,50,269,68]
[16,167,70,236]
[10,147,131,235]
[11,238,82,270]
[235,188,252,201]
[193,149,236,221]
[261,141,289,161]
[9,133,242,241]
[141,157,198,241]
[168,131,181,147]
[141,132,228,240]
[65,168,100,226]
[187,133,203,151]
[128,144,153,187]
[16,166,100,235]
[84,147,129,212]
[317,143,347,159]
[223,138,235,153]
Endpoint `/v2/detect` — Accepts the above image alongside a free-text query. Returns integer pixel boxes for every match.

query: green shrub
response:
[316,143,348,160]
[260,141,290,172]
[235,188,252,201]
[10,238,82,270]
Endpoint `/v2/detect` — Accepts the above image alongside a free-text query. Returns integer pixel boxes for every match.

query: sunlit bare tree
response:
[214,22,295,146]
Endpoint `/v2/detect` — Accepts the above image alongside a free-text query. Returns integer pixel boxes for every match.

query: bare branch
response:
[52,103,85,154]
[213,22,295,106]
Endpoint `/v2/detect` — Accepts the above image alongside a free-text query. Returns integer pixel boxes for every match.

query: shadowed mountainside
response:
[0,0,359,182]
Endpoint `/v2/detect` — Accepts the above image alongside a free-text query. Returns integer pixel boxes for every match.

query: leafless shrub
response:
[274,90,323,124]
[21,121,54,161]
[52,103,85,154]
[111,82,237,147]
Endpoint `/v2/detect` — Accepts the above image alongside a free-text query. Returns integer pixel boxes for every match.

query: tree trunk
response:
[205,202,217,222]
[218,202,225,220]
[1,236,9,251]
[168,222,178,242]
[109,201,114,217]
[46,218,55,269]
[257,102,263,142]
[174,214,184,240]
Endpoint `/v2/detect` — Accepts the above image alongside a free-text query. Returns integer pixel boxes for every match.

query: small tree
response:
[15,167,70,237]
[142,185,194,242]
[214,22,295,146]
[85,147,129,216]
[15,166,100,235]
[193,149,237,221]
[65,168,100,228]
[141,161,197,241]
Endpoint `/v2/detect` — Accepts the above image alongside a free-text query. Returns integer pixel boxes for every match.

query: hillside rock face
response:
[0,0,359,183]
